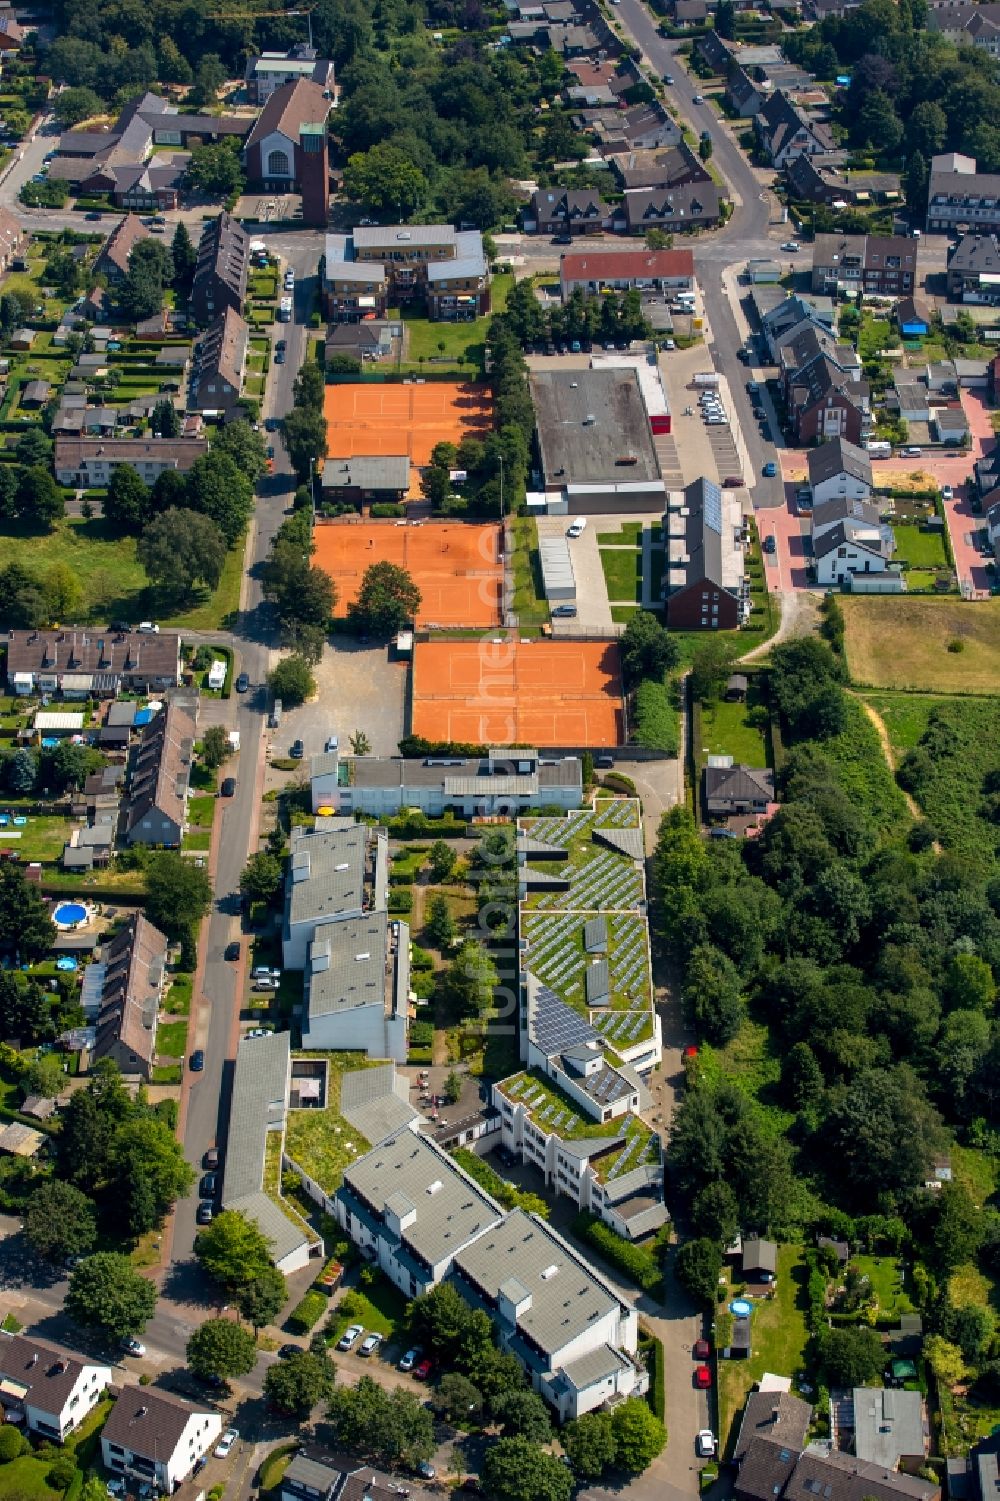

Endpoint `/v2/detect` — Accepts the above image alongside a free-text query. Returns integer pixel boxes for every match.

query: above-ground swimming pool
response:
[730,1299,753,1318]
[53,902,89,929]
[55,957,78,971]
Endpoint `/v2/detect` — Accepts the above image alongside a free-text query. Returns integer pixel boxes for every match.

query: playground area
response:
[410,636,625,748]
[313,520,504,628]
[323,380,494,495]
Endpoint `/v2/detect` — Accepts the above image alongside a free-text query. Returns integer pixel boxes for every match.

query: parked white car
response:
[338,1324,364,1351]
[215,1429,239,1460]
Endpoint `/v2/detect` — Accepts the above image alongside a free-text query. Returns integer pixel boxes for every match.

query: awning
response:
[357,295,376,308]
[0,1380,29,1400]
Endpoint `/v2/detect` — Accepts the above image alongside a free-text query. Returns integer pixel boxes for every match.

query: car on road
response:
[85,211,102,220]
[221,776,236,797]
[203,1149,220,1170]
[137,621,159,633]
[942,484,954,500]
[551,233,572,244]
[338,1325,364,1351]
[215,1430,239,1460]
[693,1339,711,1360]
[762,461,777,476]
[190,1049,205,1071]
[414,1357,434,1380]
[780,241,800,253]
[417,1464,437,1482]
[399,1347,422,1372]
[224,941,240,961]
[123,1338,146,1357]
[693,93,704,103]
[279,1345,300,1359]
[196,1200,213,1224]
[694,1365,712,1389]
[746,380,759,395]
[696,1431,716,1459]
[265,445,275,459]
[291,739,304,759]
[325,736,338,752]
[754,407,767,420]
[664,73,674,83]
[265,417,280,431]
[235,671,250,693]
[763,535,777,554]
[360,1334,383,1357]
[275,349,285,363]
[566,518,587,538]
[901,446,922,457]
[200,1172,217,1197]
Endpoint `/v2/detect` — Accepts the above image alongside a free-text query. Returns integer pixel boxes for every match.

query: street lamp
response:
[498,450,505,526]
[309,455,316,525]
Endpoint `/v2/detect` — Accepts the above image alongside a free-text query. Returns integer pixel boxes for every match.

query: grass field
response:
[156,1019,189,1059]
[851,1254,915,1320]
[861,693,956,756]
[892,524,949,570]
[696,696,769,769]
[510,514,549,625]
[600,545,641,603]
[718,1245,811,1455]
[842,596,1000,692]
[0,815,73,862]
[397,274,512,372]
[0,1457,65,1501]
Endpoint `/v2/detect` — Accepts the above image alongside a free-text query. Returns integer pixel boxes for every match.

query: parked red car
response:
[414,1358,434,1380]
[693,1340,711,1361]
[694,1365,712,1390]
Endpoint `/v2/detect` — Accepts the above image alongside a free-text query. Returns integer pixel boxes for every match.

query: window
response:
[267,148,291,176]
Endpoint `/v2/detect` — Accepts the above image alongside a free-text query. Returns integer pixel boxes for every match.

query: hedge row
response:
[286,1288,327,1334]
[633,677,679,755]
[571,1211,663,1293]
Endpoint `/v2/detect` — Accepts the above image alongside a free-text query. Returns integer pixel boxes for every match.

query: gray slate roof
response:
[807,436,872,488]
[340,1063,419,1144]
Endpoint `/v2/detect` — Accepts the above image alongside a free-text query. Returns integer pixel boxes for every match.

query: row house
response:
[810,233,917,296]
[927,153,1000,235]
[54,436,208,487]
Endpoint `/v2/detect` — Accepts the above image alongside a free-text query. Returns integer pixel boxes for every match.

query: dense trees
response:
[264,1348,336,1415]
[0,864,56,959]
[138,509,227,599]
[262,508,334,660]
[481,1438,573,1501]
[347,561,421,637]
[144,853,213,966]
[268,654,316,709]
[327,1376,434,1467]
[196,1210,280,1295]
[121,239,174,321]
[24,1181,98,1263]
[437,939,498,1019]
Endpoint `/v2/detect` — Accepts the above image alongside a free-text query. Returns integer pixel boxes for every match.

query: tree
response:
[16,428,53,469]
[675,1237,723,1305]
[239,852,283,906]
[429,841,456,882]
[858,89,903,154]
[213,420,268,483]
[943,950,996,1013]
[620,610,679,686]
[691,1180,739,1245]
[409,1282,491,1362]
[905,150,929,212]
[0,1428,26,1462]
[782,1040,825,1112]
[481,1438,573,1501]
[907,99,947,158]
[151,469,189,515]
[824,1066,946,1203]
[923,1334,965,1388]
[689,637,737,704]
[821,1325,886,1387]
[715,0,736,34]
[0,864,55,959]
[425,894,456,951]
[495,1389,553,1443]
[349,729,372,757]
[265,1349,336,1416]
[343,142,428,216]
[151,399,180,439]
[562,1411,618,1479]
[5,748,37,795]
[201,725,231,773]
[45,562,83,623]
[683,944,745,1045]
[186,452,254,546]
[928,1182,983,1276]
[327,1377,435,1467]
[282,405,328,482]
[53,86,103,125]
[438,939,498,1020]
[348,561,421,637]
[108,1117,195,1232]
[139,509,226,598]
[66,1253,157,1338]
[434,1372,483,1425]
[144,852,213,944]
[105,464,151,534]
[190,54,227,106]
[171,222,197,290]
[121,239,173,322]
[195,1210,275,1292]
[24,1181,98,1263]
[236,1264,287,1332]
[187,1319,257,1381]
[268,654,315,709]
[17,468,64,528]
[611,1398,666,1472]
[41,740,101,795]
[443,1068,462,1104]
[22,1053,65,1100]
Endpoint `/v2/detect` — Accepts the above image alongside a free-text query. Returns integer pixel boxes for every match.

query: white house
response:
[101,1389,222,1493]
[303,912,409,1061]
[0,1335,112,1442]
[311,746,583,820]
[807,436,873,506]
[452,1208,645,1420]
[813,522,893,584]
[282,819,388,969]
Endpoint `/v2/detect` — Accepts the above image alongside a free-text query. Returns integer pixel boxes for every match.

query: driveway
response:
[756,486,814,592]
[536,514,614,630]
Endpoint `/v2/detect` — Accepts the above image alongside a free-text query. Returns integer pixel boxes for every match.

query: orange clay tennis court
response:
[411,638,624,748]
[313,521,503,628]
[323,381,493,489]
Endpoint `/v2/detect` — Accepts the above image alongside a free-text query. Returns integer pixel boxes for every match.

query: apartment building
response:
[282,818,389,968]
[927,153,1000,235]
[5,628,181,698]
[53,436,208,487]
[189,212,249,327]
[0,1336,111,1441]
[559,247,694,297]
[102,1389,222,1494]
[244,44,335,103]
[310,746,583,819]
[188,306,249,414]
[303,910,409,1062]
[324,226,490,321]
[810,233,918,296]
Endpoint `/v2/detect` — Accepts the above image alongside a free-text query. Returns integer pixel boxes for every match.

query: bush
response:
[388,888,413,913]
[0,1425,26,1461]
[287,1289,327,1334]
[573,1212,663,1293]
[410,1019,434,1047]
[602,771,637,795]
[408,1047,433,1065]
[370,503,405,517]
[633,678,678,754]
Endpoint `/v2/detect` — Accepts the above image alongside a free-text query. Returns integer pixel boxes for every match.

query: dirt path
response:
[739,588,820,663]
[856,695,922,821]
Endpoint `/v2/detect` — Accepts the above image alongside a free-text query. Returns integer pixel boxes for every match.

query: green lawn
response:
[861,693,955,757]
[0,1457,67,1501]
[188,795,216,828]
[718,1245,811,1456]
[165,542,243,632]
[597,522,645,544]
[284,1054,383,1194]
[164,973,193,1017]
[184,830,212,851]
[696,695,769,769]
[0,815,74,862]
[397,275,512,373]
[328,1277,409,1345]
[156,1019,189,1059]
[892,523,949,570]
[599,545,641,603]
[851,1254,915,1320]
[510,514,550,625]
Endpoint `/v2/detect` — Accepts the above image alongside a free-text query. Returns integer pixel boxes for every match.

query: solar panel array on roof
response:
[531,982,600,1054]
[703,479,723,535]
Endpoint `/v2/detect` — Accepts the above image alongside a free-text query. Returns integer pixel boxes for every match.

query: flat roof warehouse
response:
[531,368,661,489]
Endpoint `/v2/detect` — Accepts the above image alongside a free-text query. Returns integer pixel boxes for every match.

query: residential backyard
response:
[717,1245,811,1456]
[891,523,949,570]
[695,693,770,770]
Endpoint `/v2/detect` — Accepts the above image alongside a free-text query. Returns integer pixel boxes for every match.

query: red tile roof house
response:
[124,700,197,849]
[91,913,168,1080]
[243,77,332,226]
[101,1388,223,1494]
[0,1335,112,1441]
[560,247,694,297]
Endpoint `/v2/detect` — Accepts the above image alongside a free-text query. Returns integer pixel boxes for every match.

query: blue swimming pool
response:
[53,902,88,927]
[56,956,78,971]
